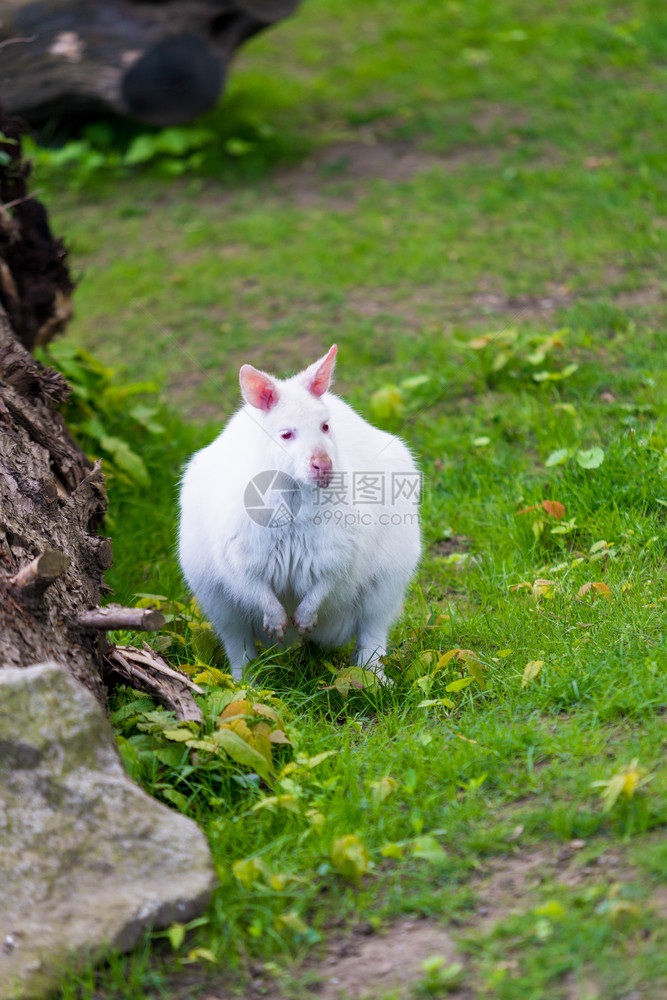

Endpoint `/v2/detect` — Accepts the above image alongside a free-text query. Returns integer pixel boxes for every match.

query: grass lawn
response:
[33,0,667,997]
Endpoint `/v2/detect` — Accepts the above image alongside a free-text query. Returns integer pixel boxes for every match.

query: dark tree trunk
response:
[0,0,301,128]
[0,302,111,701]
[0,109,200,720]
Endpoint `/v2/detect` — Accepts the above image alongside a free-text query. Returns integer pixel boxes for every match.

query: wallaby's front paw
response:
[263,607,289,640]
[293,603,318,635]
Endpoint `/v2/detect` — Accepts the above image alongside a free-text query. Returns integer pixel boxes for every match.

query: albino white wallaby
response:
[178,345,421,682]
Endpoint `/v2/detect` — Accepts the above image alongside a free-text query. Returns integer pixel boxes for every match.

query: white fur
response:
[178,347,421,682]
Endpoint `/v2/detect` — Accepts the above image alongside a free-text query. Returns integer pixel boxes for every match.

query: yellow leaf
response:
[534,901,566,919]
[232,856,269,887]
[221,700,253,721]
[370,776,399,806]
[591,759,654,812]
[300,750,336,770]
[380,842,405,859]
[331,834,371,885]
[578,581,612,601]
[276,912,309,936]
[521,660,543,688]
[532,579,556,601]
[405,650,439,680]
[228,717,256,745]
[252,722,274,771]
[305,808,326,833]
[183,947,217,964]
[195,666,229,685]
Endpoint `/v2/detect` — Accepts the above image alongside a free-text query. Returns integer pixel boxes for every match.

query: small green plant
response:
[465,328,577,388]
[415,955,464,996]
[38,341,165,485]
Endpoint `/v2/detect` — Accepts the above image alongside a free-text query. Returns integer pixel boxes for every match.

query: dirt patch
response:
[471,841,641,935]
[189,920,465,1000]
[430,535,470,559]
[612,284,665,309]
[313,918,462,1000]
[273,138,500,208]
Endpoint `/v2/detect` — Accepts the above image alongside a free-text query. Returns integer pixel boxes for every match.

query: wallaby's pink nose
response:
[310,452,333,488]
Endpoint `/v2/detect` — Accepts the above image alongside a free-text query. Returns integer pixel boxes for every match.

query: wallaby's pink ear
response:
[301,344,337,398]
[239,365,280,411]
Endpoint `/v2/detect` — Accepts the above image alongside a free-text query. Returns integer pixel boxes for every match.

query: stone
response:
[0,663,217,1000]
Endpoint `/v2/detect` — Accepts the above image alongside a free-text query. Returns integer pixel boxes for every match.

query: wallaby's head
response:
[239,345,338,488]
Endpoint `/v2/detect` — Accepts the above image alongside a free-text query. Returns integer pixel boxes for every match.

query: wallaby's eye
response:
[281,431,294,441]
[322,422,329,433]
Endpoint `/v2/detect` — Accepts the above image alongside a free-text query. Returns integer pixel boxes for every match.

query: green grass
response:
[35,0,667,996]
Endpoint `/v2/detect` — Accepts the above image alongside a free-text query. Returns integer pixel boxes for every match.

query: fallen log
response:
[0,0,302,127]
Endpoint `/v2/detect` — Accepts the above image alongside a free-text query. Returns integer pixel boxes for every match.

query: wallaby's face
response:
[239,345,338,488]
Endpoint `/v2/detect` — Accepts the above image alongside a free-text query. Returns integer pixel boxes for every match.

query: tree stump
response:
[0,0,302,127]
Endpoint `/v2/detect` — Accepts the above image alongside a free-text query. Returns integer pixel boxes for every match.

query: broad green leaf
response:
[160,787,190,812]
[369,385,405,423]
[154,745,189,768]
[576,447,605,469]
[380,842,405,859]
[214,729,273,780]
[545,448,570,467]
[124,134,160,165]
[164,728,195,742]
[445,676,474,693]
[167,923,186,951]
[252,794,300,814]
[411,835,447,866]
[401,374,430,390]
[186,739,219,753]
[333,667,379,696]
[225,137,256,156]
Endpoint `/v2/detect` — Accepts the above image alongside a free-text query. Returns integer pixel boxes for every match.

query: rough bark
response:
[0,110,199,720]
[0,0,302,127]
[0,300,111,700]
[0,113,75,351]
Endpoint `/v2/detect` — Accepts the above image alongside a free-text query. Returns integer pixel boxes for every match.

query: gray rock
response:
[0,663,217,1000]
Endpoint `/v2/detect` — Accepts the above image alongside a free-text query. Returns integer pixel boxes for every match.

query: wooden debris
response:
[76,605,166,632]
[8,549,69,593]
[104,643,204,723]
